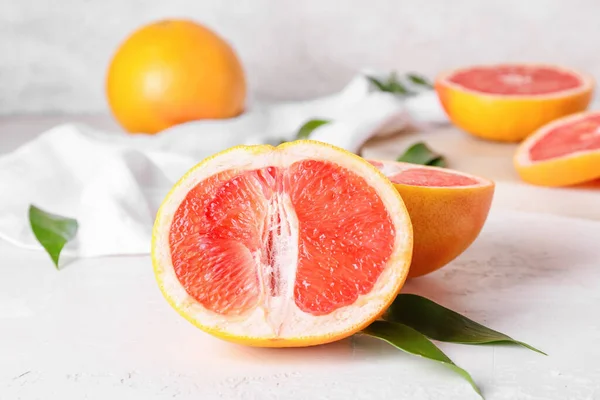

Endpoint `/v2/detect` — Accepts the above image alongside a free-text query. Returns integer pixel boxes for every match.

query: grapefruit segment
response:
[368,160,494,278]
[436,64,594,142]
[288,160,396,315]
[153,141,413,346]
[515,111,600,187]
[170,169,268,316]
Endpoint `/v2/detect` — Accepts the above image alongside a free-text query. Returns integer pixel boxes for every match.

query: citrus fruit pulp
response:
[106,19,246,134]
[152,141,413,347]
[514,110,600,187]
[436,64,594,142]
[368,160,494,278]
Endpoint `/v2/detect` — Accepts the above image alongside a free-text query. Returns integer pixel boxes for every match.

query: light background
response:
[1,0,598,114]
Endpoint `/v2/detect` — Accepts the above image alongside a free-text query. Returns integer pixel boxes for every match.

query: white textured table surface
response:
[1,116,599,400]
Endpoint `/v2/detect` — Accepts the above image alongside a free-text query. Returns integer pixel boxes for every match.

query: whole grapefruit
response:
[106,19,246,134]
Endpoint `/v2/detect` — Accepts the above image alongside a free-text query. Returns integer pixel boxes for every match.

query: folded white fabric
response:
[0,73,447,257]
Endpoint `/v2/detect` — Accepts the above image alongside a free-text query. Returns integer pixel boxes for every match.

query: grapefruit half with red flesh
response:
[514,110,600,187]
[436,64,594,142]
[368,160,494,278]
[152,141,413,347]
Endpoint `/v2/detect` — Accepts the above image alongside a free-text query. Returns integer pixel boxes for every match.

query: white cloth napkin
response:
[0,73,447,257]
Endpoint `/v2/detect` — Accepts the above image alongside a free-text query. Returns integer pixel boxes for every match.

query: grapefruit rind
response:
[152,141,413,347]
[514,111,600,187]
[436,64,595,142]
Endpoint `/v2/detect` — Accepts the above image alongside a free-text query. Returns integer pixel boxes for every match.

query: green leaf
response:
[407,73,434,88]
[387,80,412,95]
[295,119,331,140]
[385,72,413,95]
[397,142,447,167]
[428,156,447,168]
[384,294,546,355]
[362,320,482,397]
[368,73,414,96]
[366,76,389,92]
[368,72,434,95]
[28,205,78,269]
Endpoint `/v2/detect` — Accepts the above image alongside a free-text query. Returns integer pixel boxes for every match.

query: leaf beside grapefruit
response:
[514,110,600,187]
[368,160,494,278]
[152,141,413,347]
[436,64,594,142]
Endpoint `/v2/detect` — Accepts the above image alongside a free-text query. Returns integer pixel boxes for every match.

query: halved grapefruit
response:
[368,160,494,278]
[152,141,413,347]
[514,110,600,187]
[436,64,594,142]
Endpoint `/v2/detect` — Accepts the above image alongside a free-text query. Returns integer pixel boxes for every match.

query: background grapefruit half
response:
[514,110,600,187]
[368,160,494,278]
[436,64,594,142]
[152,141,413,347]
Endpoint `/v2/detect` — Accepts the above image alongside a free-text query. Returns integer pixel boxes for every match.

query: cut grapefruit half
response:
[436,64,594,142]
[368,160,494,278]
[152,141,413,347]
[514,110,600,187]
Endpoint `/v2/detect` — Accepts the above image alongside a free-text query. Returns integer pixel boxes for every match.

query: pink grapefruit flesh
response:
[368,160,483,187]
[515,111,600,186]
[170,160,396,317]
[448,65,583,95]
[389,169,479,187]
[528,113,600,161]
